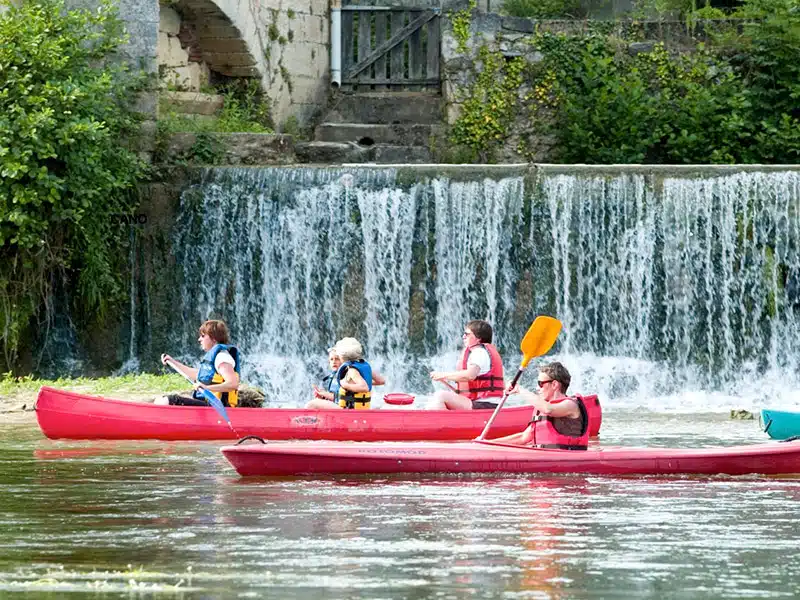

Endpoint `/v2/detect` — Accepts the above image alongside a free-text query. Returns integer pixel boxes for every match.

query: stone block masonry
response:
[71,0,330,128]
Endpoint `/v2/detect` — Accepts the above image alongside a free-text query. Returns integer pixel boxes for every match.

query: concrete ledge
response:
[326,92,444,125]
[161,132,295,165]
[315,123,443,146]
[295,141,372,164]
[160,92,224,115]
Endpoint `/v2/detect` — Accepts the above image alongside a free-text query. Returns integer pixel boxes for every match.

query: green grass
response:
[0,372,188,404]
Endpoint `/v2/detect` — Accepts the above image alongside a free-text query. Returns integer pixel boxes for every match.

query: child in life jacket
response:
[306,338,386,410]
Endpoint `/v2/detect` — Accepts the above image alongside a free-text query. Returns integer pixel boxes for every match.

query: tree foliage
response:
[0,0,147,369]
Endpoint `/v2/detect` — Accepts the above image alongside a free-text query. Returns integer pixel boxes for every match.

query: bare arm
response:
[491,426,534,445]
[161,354,199,380]
[312,385,335,401]
[340,368,369,393]
[430,363,480,383]
[372,371,386,386]
[519,388,580,419]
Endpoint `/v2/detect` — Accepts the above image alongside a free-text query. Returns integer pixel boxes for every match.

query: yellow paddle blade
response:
[519,315,562,368]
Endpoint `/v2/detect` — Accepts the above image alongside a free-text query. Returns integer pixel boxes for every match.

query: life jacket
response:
[194,344,240,408]
[456,342,505,401]
[321,370,341,397]
[528,396,589,450]
[337,359,372,410]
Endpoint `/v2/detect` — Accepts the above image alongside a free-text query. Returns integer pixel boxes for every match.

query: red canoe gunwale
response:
[34,386,602,442]
[220,438,800,477]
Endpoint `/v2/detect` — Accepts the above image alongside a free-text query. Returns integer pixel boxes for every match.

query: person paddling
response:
[493,362,589,449]
[427,319,505,410]
[157,319,241,407]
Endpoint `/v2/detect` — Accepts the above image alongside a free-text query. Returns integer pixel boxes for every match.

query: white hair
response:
[334,337,363,362]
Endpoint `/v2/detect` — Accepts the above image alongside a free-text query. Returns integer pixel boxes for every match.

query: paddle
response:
[164,358,235,432]
[475,315,563,441]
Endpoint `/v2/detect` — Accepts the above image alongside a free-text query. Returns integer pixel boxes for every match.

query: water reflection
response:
[2,417,800,598]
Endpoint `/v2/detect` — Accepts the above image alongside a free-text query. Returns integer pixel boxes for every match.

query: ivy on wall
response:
[448,0,800,165]
[449,46,524,162]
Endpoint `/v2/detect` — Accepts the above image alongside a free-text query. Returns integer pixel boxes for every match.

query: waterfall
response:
[169,166,800,411]
[540,169,800,409]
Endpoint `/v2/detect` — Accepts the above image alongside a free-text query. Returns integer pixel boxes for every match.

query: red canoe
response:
[34,386,602,441]
[221,439,800,477]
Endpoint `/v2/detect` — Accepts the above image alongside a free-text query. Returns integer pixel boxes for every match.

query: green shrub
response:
[502,0,584,19]
[0,0,147,369]
[450,46,524,162]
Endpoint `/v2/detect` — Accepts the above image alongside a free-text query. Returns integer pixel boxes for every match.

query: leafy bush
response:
[532,34,749,163]
[502,0,584,19]
[0,0,147,369]
[450,0,799,164]
[449,46,524,162]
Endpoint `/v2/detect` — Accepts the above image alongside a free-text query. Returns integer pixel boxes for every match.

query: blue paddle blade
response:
[200,388,231,424]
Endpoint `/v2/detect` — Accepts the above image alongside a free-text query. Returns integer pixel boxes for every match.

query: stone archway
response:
[159,0,263,90]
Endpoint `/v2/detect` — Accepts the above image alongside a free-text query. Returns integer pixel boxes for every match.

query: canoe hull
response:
[761,409,800,440]
[35,386,602,441]
[221,439,800,477]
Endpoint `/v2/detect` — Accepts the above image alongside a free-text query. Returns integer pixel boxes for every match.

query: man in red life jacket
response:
[494,362,589,449]
[427,319,505,410]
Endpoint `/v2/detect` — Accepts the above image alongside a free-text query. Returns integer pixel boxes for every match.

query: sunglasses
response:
[537,379,553,388]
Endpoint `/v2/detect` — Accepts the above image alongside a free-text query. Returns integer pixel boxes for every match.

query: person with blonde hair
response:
[307,337,383,410]
[157,319,241,407]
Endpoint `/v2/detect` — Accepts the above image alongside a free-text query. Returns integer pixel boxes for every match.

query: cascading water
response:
[539,169,800,409]
[169,166,800,412]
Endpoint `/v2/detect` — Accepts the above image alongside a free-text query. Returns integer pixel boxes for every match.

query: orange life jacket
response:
[528,396,589,450]
[456,342,505,401]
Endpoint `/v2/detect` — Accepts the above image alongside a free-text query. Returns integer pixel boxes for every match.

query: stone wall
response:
[161,0,330,129]
[70,0,330,129]
[158,4,212,91]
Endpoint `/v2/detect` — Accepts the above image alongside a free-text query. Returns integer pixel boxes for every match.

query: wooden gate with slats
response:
[341,1,441,91]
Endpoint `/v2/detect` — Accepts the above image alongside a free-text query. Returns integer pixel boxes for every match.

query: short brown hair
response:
[199,320,230,345]
[465,320,493,343]
[540,361,571,392]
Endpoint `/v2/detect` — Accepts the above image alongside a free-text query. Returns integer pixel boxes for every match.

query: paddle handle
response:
[475,367,526,441]
[164,357,235,429]
[440,380,458,393]
[165,358,216,403]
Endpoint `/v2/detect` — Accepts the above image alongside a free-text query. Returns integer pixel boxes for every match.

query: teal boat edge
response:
[760,409,800,440]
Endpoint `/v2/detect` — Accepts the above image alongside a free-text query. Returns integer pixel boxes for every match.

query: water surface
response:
[1,412,799,598]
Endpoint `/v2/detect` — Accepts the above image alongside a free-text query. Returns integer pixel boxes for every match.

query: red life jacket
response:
[528,396,589,450]
[456,342,505,401]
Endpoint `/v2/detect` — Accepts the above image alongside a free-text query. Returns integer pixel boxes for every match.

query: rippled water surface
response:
[2,412,800,598]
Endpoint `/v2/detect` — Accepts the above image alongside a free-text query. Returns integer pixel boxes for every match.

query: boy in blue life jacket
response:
[156,319,241,407]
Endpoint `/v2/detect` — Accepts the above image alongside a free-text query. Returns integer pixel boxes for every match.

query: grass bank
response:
[0,372,189,413]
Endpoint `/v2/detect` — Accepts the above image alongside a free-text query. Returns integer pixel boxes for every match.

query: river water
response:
[2,411,799,598]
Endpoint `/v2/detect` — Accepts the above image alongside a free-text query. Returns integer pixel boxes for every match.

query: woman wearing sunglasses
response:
[427,319,505,410]
[493,362,589,449]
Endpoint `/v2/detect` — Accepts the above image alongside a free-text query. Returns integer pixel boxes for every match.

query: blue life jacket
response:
[336,359,372,409]
[194,344,240,407]
[321,370,341,396]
